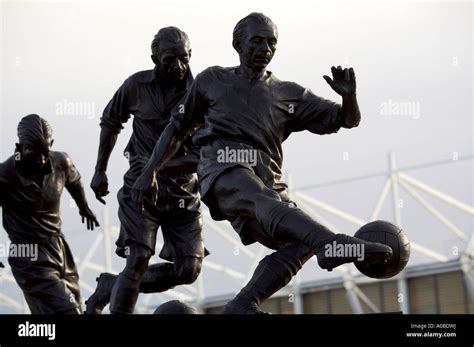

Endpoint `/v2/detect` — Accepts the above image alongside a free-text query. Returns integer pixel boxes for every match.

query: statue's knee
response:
[176,257,202,285]
[125,244,152,276]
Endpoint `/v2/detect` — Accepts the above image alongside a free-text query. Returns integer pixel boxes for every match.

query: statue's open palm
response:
[323,66,356,97]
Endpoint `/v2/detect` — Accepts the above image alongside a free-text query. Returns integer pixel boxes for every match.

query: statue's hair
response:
[151,26,189,54]
[233,12,277,44]
[17,114,52,147]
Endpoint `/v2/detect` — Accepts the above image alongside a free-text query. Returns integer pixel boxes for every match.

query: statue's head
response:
[16,114,53,172]
[232,13,278,71]
[151,26,191,82]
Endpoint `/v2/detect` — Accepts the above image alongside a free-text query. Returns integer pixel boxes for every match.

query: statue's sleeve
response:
[0,175,4,207]
[62,152,82,187]
[169,74,207,137]
[0,166,8,207]
[290,88,342,135]
[99,79,132,135]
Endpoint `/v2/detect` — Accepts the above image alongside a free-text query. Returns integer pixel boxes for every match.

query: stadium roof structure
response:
[1,152,473,314]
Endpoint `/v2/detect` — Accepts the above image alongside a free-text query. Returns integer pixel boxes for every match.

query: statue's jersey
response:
[169,66,343,219]
[0,151,81,242]
[100,68,199,209]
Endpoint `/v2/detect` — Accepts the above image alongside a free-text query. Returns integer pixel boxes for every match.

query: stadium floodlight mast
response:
[0,152,472,314]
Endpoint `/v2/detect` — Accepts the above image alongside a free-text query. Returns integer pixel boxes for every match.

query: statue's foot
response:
[85,273,117,314]
[315,234,392,272]
[220,298,270,314]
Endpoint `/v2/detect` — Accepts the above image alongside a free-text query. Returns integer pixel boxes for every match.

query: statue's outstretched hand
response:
[80,206,100,231]
[323,66,356,97]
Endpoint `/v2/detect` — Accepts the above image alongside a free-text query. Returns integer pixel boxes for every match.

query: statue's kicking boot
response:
[270,208,393,272]
[85,273,117,314]
[315,234,393,272]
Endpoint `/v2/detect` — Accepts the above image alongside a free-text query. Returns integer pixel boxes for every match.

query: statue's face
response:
[239,22,278,70]
[153,40,191,82]
[17,139,52,172]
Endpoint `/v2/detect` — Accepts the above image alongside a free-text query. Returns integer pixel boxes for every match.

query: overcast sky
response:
[0,0,472,312]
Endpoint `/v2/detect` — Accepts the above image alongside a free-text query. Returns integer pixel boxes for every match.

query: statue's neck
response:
[236,65,266,81]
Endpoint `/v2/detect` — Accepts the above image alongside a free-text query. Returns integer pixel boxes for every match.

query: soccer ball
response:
[153,300,198,314]
[354,220,410,279]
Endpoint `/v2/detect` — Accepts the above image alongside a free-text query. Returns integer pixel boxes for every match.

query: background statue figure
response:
[0,114,99,314]
[87,27,207,314]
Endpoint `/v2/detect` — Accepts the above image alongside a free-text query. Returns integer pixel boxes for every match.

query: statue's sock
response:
[139,262,179,293]
[262,206,336,251]
[109,272,140,314]
[233,243,311,307]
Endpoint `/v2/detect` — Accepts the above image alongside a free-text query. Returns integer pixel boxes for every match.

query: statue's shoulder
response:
[197,66,234,81]
[269,74,306,97]
[125,70,154,85]
[50,151,74,172]
[0,156,15,181]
